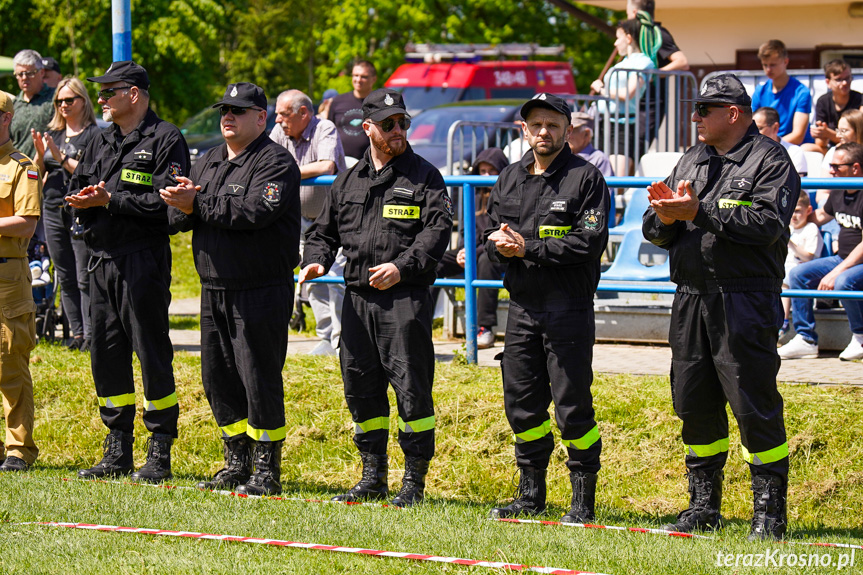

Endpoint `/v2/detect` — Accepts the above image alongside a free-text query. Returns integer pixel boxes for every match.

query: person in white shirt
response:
[754,107,808,176]
[779,191,823,337]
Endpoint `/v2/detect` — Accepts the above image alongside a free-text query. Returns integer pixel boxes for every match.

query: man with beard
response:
[300,89,452,507]
[69,61,190,483]
[486,94,610,522]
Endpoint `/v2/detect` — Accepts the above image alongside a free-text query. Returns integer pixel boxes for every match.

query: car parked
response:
[180,102,277,164]
[406,99,524,173]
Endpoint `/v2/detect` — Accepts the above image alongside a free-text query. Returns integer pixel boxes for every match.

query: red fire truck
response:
[384,44,576,114]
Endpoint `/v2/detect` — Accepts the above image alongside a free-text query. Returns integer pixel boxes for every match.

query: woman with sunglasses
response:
[31,77,100,351]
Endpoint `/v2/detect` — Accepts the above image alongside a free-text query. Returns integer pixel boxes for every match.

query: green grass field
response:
[1,342,862,574]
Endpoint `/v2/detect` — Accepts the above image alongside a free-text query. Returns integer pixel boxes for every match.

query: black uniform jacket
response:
[483,144,610,311]
[303,143,452,290]
[642,123,799,294]
[69,109,190,257]
[168,131,301,290]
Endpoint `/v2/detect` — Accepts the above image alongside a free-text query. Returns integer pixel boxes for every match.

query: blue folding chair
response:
[601,229,670,282]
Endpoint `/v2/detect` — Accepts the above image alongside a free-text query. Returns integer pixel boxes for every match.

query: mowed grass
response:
[2,343,863,574]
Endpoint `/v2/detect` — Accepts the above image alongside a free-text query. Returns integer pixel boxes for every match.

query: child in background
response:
[780,191,823,338]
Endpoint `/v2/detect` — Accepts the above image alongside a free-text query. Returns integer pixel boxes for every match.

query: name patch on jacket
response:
[717,198,752,209]
[539,225,571,238]
[263,182,281,203]
[550,200,568,212]
[120,169,152,185]
[730,177,753,191]
[133,148,153,161]
[383,205,420,219]
[392,187,415,201]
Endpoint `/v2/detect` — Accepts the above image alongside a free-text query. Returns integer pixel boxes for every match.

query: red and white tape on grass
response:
[494,517,863,552]
[493,517,710,540]
[32,521,611,575]
[65,477,402,509]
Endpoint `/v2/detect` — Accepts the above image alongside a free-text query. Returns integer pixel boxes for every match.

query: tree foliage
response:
[0,0,620,126]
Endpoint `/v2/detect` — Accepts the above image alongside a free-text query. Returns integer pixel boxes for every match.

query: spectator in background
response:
[324,60,377,161]
[41,58,63,89]
[626,0,689,145]
[780,142,863,362]
[271,89,347,356]
[591,18,655,177]
[806,59,862,155]
[30,77,101,352]
[9,49,55,158]
[816,109,863,246]
[566,111,614,178]
[754,107,808,176]
[316,88,339,121]
[751,39,813,146]
[433,147,509,349]
[779,191,822,339]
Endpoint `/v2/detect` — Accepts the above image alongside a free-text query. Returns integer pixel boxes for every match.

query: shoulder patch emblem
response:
[780,186,790,209]
[168,162,182,182]
[582,208,602,231]
[27,169,39,180]
[443,193,454,217]
[263,182,281,203]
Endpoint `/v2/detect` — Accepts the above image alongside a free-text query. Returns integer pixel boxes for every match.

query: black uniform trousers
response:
[341,287,435,461]
[89,244,177,436]
[434,250,507,328]
[502,302,601,473]
[200,284,291,441]
[670,291,789,480]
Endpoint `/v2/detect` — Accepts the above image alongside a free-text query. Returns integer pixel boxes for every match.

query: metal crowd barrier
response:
[298,174,863,364]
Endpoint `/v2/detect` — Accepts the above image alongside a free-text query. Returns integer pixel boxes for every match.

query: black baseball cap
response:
[212,82,267,109]
[363,89,409,122]
[683,73,752,107]
[88,60,150,90]
[520,93,572,125]
[41,57,61,74]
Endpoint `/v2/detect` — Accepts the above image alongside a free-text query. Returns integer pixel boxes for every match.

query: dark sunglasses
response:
[829,162,855,170]
[219,105,261,116]
[372,117,411,133]
[56,96,81,106]
[694,103,732,117]
[98,86,133,100]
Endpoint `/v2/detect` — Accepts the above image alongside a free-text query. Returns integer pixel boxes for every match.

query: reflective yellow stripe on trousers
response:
[741,442,789,465]
[561,425,600,450]
[684,437,730,458]
[354,416,389,434]
[144,392,178,412]
[97,393,136,409]
[247,424,286,442]
[514,419,552,443]
[220,419,248,439]
[398,415,435,433]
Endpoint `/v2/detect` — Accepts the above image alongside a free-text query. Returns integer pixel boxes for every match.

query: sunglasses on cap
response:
[219,105,262,116]
[694,103,733,117]
[98,86,133,100]
[371,117,411,133]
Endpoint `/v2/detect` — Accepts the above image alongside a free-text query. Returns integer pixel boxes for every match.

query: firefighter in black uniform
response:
[162,83,301,496]
[68,61,190,483]
[486,94,610,522]
[300,89,452,507]
[642,74,798,540]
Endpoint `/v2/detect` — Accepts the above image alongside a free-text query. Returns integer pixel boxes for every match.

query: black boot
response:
[662,469,723,532]
[196,436,252,490]
[78,430,134,478]
[237,441,282,496]
[391,456,429,508]
[332,452,389,502]
[131,433,174,483]
[561,471,597,523]
[748,475,788,541]
[489,466,547,518]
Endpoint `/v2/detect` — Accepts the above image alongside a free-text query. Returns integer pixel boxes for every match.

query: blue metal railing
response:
[298,175,863,364]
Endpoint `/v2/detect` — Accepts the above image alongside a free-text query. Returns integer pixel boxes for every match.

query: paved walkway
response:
[169,298,862,386]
